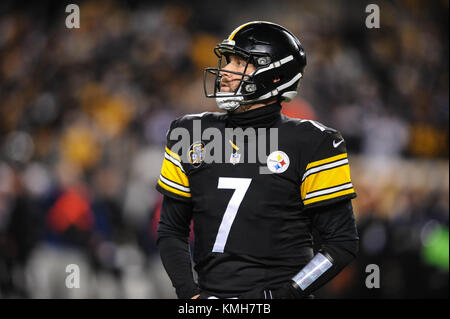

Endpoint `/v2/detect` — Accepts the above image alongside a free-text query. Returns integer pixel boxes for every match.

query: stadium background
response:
[0,0,448,298]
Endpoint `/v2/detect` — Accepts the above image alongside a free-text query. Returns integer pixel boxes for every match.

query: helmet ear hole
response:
[256,56,271,66]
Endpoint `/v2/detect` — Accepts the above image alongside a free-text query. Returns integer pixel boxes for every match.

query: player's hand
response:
[268,282,304,299]
[192,291,219,299]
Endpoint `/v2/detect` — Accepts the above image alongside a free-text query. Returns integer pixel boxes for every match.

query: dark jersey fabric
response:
[156,103,359,298]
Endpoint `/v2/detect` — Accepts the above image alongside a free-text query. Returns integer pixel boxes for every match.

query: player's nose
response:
[220,63,237,78]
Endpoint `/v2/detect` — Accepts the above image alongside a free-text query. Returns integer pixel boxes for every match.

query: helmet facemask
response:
[204,42,270,111]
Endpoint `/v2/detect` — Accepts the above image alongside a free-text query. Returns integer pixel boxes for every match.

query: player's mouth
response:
[220,83,231,92]
[220,79,239,92]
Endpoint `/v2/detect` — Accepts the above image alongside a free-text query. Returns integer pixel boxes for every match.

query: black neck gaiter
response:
[226,102,282,128]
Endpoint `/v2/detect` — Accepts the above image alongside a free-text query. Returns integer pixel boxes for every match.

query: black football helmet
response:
[204,21,306,111]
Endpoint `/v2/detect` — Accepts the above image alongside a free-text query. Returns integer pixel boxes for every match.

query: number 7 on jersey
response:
[212,177,252,253]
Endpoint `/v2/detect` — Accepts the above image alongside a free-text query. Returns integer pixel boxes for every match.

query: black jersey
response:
[155,107,356,296]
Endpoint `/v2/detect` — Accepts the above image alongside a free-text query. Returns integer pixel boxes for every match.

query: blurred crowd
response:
[0,0,448,298]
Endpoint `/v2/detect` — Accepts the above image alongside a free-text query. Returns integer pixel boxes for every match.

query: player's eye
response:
[237,59,246,67]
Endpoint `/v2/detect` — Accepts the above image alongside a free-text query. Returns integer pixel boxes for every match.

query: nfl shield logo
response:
[230,152,241,165]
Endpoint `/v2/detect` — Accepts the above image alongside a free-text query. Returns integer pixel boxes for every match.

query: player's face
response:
[220,55,256,93]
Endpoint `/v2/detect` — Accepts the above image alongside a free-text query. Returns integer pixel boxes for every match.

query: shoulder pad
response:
[298,119,337,134]
[173,111,226,127]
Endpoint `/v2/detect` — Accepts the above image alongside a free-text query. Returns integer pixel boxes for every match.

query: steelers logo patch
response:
[267,150,290,174]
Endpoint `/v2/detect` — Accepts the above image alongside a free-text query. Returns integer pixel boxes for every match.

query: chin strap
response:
[215,92,243,111]
[215,83,291,112]
[215,81,248,111]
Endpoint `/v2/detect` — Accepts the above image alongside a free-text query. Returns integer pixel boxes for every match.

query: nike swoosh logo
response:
[333,139,344,148]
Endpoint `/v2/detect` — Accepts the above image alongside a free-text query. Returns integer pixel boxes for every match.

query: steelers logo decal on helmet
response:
[267,151,290,174]
[188,142,205,168]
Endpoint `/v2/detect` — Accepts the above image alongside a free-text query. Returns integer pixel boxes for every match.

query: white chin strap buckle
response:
[215,92,244,111]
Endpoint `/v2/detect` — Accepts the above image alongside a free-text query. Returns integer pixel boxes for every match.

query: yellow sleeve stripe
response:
[165,147,181,162]
[305,153,348,170]
[161,158,189,187]
[164,152,185,173]
[303,188,355,206]
[159,174,190,192]
[157,178,191,198]
[305,182,353,200]
[301,163,352,200]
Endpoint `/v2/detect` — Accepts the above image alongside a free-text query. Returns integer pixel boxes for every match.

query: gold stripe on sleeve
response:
[165,147,181,162]
[305,153,348,171]
[301,164,352,200]
[160,158,189,187]
[303,188,355,206]
[157,179,191,198]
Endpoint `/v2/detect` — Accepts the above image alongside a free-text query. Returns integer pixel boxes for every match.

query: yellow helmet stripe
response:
[228,21,259,40]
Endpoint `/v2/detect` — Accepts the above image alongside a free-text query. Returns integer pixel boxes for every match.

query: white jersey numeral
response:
[212,177,252,253]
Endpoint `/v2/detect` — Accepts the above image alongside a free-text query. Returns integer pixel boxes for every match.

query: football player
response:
[156,21,359,299]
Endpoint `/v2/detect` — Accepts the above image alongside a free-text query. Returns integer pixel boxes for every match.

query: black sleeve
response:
[157,195,200,299]
[300,198,359,296]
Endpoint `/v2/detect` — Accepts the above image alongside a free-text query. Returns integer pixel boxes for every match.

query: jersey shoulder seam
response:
[173,111,226,128]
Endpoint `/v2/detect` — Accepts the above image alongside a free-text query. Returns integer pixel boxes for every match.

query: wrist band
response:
[291,252,333,290]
